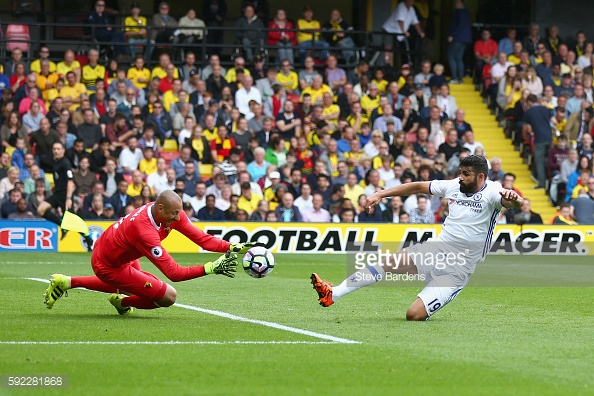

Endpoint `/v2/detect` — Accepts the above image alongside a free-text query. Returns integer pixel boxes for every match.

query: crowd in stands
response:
[471,23,594,225]
[1,0,593,225]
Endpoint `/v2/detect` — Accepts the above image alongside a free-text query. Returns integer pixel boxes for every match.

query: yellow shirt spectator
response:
[163,90,190,112]
[344,183,365,204]
[276,71,299,91]
[507,54,521,65]
[300,84,332,105]
[225,68,251,84]
[203,128,218,142]
[360,95,380,116]
[139,158,157,175]
[127,182,149,197]
[61,83,88,111]
[504,85,523,110]
[238,193,263,215]
[372,79,388,93]
[30,59,56,74]
[56,60,81,78]
[297,19,321,43]
[81,64,106,89]
[322,103,340,125]
[151,65,179,80]
[127,67,151,90]
[36,72,59,102]
[346,113,370,133]
[372,155,394,169]
[124,15,148,36]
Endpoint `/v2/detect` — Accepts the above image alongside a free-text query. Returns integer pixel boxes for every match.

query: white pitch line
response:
[25,278,361,345]
[2,262,89,265]
[0,341,337,345]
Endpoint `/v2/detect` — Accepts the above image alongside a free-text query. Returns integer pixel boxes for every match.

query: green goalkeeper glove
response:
[204,251,238,278]
[229,242,265,254]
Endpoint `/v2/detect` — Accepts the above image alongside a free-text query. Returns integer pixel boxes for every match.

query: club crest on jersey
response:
[144,282,152,288]
[151,246,163,258]
[473,193,482,201]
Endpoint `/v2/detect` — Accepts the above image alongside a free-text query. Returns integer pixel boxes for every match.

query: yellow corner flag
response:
[61,211,90,236]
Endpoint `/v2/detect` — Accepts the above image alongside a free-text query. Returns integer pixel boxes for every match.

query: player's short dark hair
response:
[460,154,488,178]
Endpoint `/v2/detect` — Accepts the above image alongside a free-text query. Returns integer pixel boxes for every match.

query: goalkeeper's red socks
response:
[121,296,159,309]
[71,276,118,293]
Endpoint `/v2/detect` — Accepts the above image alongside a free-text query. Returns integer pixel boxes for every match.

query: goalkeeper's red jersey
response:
[93,202,231,281]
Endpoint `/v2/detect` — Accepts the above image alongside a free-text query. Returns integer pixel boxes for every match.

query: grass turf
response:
[0,253,593,395]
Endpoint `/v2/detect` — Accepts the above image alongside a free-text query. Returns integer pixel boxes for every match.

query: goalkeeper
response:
[44,190,259,315]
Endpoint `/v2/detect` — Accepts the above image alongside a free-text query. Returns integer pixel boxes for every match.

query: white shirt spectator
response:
[231,181,263,197]
[147,170,167,194]
[189,195,206,213]
[491,61,514,81]
[378,167,395,183]
[118,147,143,172]
[382,1,419,41]
[235,86,262,118]
[294,195,313,214]
[363,141,380,158]
[463,141,484,155]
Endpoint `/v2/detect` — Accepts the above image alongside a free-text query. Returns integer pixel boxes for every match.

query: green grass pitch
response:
[1,252,594,395]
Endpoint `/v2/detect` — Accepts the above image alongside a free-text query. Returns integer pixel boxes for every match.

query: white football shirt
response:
[429,179,506,266]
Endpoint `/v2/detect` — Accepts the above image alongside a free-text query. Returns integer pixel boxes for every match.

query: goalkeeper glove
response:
[204,251,238,278]
[230,241,265,254]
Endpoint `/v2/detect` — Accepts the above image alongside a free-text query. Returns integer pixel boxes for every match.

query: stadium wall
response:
[0,221,588,255]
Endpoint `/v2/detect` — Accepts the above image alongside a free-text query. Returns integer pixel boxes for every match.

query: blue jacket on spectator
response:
[449,8,472,44]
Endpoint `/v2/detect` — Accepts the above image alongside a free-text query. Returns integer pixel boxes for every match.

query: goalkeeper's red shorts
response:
[91,248,168,302]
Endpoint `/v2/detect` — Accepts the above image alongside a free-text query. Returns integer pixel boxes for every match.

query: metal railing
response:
[0,21,411,69]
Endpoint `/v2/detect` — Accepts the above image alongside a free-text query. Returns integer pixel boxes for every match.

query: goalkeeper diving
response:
[44,190,260,315]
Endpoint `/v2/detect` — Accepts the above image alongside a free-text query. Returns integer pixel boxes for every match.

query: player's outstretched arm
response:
[365,181,432,209]
[500,189,524,209]
[174,211,231,253]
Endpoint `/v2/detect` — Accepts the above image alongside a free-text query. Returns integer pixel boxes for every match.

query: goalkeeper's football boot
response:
[108,294,134,315]
[44,274,71,309]
[311,273,334,307]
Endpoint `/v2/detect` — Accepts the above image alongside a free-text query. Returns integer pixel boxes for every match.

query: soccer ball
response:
[242,246,275,278]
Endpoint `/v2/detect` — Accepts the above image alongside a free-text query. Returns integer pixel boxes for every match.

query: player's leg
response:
[409,275,465,321]
[312,250,417,307]
[44,273,120,309]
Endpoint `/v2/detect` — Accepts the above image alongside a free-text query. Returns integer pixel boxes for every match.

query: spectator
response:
[1,111,28,150]
[99,158,123,197]
[571,181,594,224]
[110,180,132,216]
[30,47,56,75]
[501,172,523,198]
[523,95,553,189]
[523,24,542,62]
[29,118,60,172]
[276,62,298,95]
[275,192,302,222]
[566,105,594,146]
[178,9,206,49]
[235,5,265,63]
[547,134,569,177]
[268,9,296,66]
[203,0,227,55]
[85,0,128,59]
[436,83,457,118]
[210,124,237,163]
[301,192,330,222]
[381,0,425,67]
[322,9,356,66]
[73,156,96,196]
[462,130,483,155]
[145,101,173,143]
[237,182,262,216]
[5,192,34,219]
[296,6,329,64]
[474,29,498,80]
[27,177,50,213]
[488,157,505,181]
[507,198,542,224]
[151,1,178,44]
[447,0,472,84]
[22,101,45,134]
[0,167,20,201]
[61,72,88,112]
[77,109,102,151]
[235,76,261,118]
[118,136,143,173]
[408,194,434,223]
[124,3,153,60]
[4,48,29,79]
[550,203,577,225]
[197,194,225,220]
[382,196,403,223]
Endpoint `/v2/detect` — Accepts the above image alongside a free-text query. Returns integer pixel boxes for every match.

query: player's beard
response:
[459,177,477,194]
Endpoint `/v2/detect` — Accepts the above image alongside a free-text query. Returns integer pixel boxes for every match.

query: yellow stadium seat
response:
[45,173,54,187]
[200,163,213,179]
[162,139,178,152]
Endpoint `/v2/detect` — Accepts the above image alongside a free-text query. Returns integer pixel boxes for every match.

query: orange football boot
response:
[311,273,334,307]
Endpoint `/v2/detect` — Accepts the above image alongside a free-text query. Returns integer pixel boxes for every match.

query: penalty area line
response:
[0,341,338,345]
[25,278,361,345]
